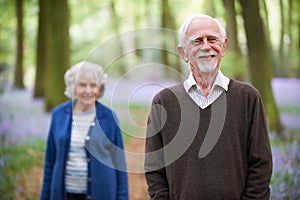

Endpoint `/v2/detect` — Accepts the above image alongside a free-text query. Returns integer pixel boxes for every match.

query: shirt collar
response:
[183,70,230,93]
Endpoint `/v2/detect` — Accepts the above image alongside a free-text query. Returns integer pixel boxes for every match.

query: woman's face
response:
[74,74,100,110]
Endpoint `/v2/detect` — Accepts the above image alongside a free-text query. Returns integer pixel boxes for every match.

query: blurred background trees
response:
[13,0,25,89]
[43,0,70,110]
[1,0,300,133]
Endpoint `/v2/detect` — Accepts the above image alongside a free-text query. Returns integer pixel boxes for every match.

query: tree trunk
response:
[109,0,127,76]
[278,0,287,76]
[279,0,284,55]
[296,0,300,77]
[239,0,283,133]
[286,0,292,75]
[222,0,241,55]
[161,0,182,80]
[261,0,273,54]
[298,21,300,77]
[13,0,25,89]
[44,0,70,111]
[33,0,48,98]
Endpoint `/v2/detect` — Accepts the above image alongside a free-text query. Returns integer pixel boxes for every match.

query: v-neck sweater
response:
[145,79,272,200]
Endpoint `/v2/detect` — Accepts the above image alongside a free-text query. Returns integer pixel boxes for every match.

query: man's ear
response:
[176,46,189,62]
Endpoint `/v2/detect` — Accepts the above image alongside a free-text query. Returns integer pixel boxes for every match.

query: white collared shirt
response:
[183,70,230,109]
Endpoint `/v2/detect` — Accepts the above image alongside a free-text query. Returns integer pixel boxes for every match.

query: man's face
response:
[178,17,227,74]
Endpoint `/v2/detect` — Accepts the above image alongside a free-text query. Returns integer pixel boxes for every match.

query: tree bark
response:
[298,21,300,77]
[161,0,182,80]
[279,0,285,61]
[109,0,127,76]
[33,0,48,98]
[44,0,70,111]
[239,0,283,133]
[13,0,25,89]
[222,0,241,55]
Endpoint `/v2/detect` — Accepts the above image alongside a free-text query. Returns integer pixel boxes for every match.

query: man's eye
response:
[192,39,201,45]
[208,37,218,42]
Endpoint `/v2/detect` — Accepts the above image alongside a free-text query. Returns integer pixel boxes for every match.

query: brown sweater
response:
[145,79,272,200]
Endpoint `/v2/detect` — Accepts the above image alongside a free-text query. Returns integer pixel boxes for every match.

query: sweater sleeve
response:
[242,92,273,199]
[144,97,170,200]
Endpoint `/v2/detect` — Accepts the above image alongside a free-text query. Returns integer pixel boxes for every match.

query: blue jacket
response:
[40,101,128,200]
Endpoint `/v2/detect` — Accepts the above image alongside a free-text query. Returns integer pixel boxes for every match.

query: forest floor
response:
[0,77,300,199]
[14,137,149,200]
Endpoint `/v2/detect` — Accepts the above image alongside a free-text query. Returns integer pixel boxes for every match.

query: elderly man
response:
[145,14,272,199]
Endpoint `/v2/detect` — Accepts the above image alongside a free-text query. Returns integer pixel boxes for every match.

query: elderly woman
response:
[40,61,128,200]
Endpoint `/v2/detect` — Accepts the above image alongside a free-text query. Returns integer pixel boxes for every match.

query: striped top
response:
[183,70,230,109]
[65,109,96,194]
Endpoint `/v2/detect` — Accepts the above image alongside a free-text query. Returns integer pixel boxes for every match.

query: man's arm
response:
[242,93,273,199]
[144,100,170,200]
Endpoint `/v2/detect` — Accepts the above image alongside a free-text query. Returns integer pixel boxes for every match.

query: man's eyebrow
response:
[190,33,220,41]
[189,36,202,42]
[190,36,201,40]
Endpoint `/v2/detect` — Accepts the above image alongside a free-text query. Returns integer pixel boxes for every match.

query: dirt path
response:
[20,138,149,200]
[125,138,149,200]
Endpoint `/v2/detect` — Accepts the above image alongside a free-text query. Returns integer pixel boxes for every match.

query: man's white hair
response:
[178,14,227,47]
[64,61,107,99]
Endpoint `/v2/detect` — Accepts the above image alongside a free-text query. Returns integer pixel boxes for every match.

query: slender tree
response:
[222,0,241,55]
[279,0,285,62]
[109,0,126,76]
[298,21,300,76]
[261,0,272,53]
[13,0,25,89]
[278,0,292,76]
[33,0,48,98]
[286,0,292,76]
[239,0,283,133]
[44,0,70,111]
[161,0,182,80]
[261,0,280,79]
[293,0,300,77]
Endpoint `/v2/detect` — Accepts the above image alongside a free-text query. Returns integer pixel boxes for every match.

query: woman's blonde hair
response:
[64,61,108,99]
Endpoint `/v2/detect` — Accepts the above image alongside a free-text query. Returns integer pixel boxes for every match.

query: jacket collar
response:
[63,100,106,119]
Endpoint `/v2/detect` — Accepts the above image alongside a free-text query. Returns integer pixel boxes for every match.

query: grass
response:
[278,105,300,114]
[113,102,150,143]
[0,139,45,200]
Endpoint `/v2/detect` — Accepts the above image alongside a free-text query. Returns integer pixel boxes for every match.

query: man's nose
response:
[201,38,211,51]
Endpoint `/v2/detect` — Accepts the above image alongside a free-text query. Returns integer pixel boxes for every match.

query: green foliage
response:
[0,0,16,66]
[221,51,248,81]
[101,101,150,143]
[1,0,299,90]
[122,103,150,139]
[0,139,45,199]
[278,105,300,115]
